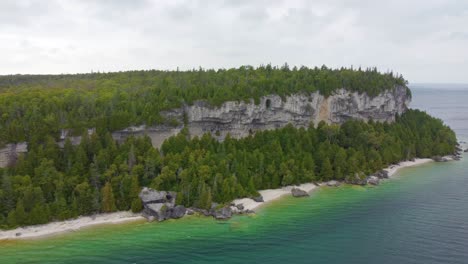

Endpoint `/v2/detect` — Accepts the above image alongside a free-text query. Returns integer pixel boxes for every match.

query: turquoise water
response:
[1,86,467,263]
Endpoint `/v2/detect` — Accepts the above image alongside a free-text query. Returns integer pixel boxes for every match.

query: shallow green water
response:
[1,156,467,264]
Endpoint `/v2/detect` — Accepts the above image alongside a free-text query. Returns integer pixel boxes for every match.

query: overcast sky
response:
[1,0,467,83]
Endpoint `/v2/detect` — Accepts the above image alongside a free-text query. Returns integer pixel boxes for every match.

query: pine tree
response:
[101,182,116,213]
[1,173,15,215]
[15,199,27,226]
[198,183,212,210]
[321,158,334,181]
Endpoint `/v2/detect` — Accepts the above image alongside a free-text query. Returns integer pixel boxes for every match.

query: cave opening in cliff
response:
[265,99,271,109]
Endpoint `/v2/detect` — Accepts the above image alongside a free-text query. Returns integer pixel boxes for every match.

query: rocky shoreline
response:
[1,152,463,240]
[139,151,463,223]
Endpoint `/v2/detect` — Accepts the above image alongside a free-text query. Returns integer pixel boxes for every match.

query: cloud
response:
[0,0,467,83]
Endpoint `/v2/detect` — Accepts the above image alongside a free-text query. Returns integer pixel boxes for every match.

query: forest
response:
[0,109,456,228]
[0,65,408,145]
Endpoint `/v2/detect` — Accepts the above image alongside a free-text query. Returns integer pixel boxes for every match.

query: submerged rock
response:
[213,206,232,220]
[291,188,309,197]
[433,156,449,162]
[464,149,468,153]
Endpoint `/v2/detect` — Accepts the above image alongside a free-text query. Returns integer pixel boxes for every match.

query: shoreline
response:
[0,157,454,241]
[233,158,436,212]
[0,211,145,241]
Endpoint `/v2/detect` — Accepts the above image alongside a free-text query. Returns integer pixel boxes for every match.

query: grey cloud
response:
[0,0,467,83]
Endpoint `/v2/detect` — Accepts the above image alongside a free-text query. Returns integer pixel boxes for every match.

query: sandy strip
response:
[234,158,440,212]
[233,182,318,212]
[0,211,144,240]
[384,158,434,177]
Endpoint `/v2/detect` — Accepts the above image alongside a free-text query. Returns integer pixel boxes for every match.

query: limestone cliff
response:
[0,86,410,167]
[113,85,410,147]
[184,85,409,139]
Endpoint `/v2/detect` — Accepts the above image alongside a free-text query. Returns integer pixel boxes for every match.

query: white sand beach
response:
[233,182,319,212]
[384,158,434,177]
[0,211,144,240]
[234,158,439,212]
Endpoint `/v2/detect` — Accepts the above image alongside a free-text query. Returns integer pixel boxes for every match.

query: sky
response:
[1,0,468,83]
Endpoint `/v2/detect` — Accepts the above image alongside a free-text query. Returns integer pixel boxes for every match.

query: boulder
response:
[291,188,309,197]
[464,149,468,153]
[139,187,176,206]
[170,205,186,219]
[196,209,211,216]
[186,208,195,215]
[213,206,232,220]
[374,170,389,179]
[345,174,367,185]
[367,176,380,185]
[144,203,169,221]
[326,180,341,187]
[253,195,264,202]
[139,187,184,221]
[236,204,245,210]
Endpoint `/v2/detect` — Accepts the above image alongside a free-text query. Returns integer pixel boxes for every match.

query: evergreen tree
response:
[101,182,116,213]
[321,158,334,181]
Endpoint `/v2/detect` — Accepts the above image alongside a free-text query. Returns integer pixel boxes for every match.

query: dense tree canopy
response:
[0,109,456,229]
[0,65,409,144]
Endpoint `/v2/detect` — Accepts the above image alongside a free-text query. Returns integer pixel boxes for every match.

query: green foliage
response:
[131,198,143,213]
[0,109,456,229]
[0,66,408,144]
[101,182,116,213]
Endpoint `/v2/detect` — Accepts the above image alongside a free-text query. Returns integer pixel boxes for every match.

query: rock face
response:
[0,143,28,168]
[291,188,309,197]
[111,86,410,148]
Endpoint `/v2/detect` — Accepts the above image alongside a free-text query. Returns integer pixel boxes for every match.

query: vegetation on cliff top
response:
[0,65,408,144]
[0,110,456,228]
